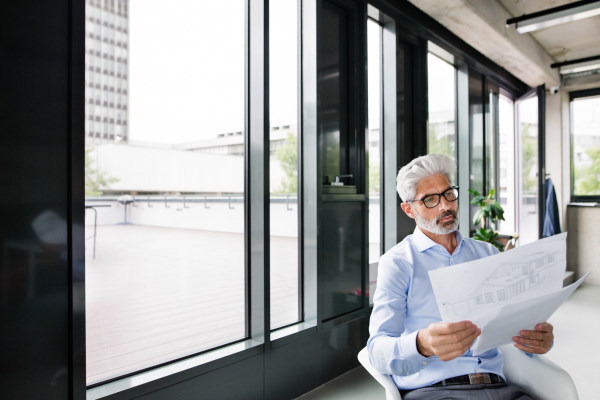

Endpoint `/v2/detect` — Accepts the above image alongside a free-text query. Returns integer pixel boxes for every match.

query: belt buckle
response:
[468,373,491,384]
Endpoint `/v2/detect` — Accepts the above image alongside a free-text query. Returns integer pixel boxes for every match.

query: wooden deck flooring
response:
[85,225,298,385]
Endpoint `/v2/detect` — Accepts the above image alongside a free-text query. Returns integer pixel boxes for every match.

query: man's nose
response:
[438,195,452,210]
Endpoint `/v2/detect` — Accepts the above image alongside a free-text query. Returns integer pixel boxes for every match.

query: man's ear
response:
[401,202,416,220]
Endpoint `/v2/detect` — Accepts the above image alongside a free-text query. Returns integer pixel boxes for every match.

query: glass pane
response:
[486,90,497,197]
[517,96,539,245]
[367,18,382,307]
[367,19,381,268]
[84,0,246,385]
[270,0,300,330]
[572,95,600,196]
[319,1,351,186]
[498,94,516,234]
[469,71,484,233]
[427,53,456,159]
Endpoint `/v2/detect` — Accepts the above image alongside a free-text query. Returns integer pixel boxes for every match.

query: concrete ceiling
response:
[408,0,600,89]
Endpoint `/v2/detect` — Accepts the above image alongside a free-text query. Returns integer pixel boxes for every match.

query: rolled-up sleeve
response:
[367,254,429,376]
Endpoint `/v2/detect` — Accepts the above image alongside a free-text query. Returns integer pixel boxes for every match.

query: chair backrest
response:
[357,348,402,400]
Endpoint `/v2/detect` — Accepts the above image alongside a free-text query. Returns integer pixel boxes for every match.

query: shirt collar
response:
[412,226,465,253]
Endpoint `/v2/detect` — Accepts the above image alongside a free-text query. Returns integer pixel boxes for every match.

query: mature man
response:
[367,154,554,399]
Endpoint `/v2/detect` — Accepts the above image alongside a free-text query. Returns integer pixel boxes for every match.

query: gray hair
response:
[396,154,456,202]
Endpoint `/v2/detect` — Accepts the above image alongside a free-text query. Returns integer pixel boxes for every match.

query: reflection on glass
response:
[84,0,245,385]
[499,94,516,234]
[469,71,484,233]
[486,90,497,197]
[571,95,600,196]
[367,19,381,306]
[269,0,299,330]
[427,53,456,159]
[367,20,381,268]
[319,0,349,185]
[517,96,539,245]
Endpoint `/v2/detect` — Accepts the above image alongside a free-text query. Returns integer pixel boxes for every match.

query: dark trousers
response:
[400,383,533,399]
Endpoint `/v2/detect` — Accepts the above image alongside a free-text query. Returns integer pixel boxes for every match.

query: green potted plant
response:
[468,188,506,251]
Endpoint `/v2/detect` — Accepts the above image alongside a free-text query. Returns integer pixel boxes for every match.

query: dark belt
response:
[431,373,504,387]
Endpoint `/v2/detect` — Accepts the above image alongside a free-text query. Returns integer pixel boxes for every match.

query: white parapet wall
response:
[86,196,382,242]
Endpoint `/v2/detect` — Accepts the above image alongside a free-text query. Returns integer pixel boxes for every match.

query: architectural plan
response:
[428,233,589,355]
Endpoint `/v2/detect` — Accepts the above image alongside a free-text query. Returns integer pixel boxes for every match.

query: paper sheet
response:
[472,273,589,355]
[428,233,589,355]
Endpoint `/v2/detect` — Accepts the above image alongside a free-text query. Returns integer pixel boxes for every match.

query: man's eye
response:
[423,197,436,206]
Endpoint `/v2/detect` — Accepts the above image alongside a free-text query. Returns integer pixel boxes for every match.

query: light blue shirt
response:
[367,227,503,390]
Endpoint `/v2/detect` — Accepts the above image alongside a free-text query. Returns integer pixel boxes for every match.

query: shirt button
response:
[476,368,480,372]
[423,362,427,365]
[406,373,410,375]
[451,257,453,261]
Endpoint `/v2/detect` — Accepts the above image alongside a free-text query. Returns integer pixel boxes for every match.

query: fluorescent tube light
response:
[559,59,600,74]
[507,0,600,33]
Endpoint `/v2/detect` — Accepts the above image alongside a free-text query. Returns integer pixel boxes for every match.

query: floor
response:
[85,225,298,385]
[296,283,600,400]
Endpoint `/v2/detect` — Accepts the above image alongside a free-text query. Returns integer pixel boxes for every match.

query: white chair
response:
[357,344,578,400]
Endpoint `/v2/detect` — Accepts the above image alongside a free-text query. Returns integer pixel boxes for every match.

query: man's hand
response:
[416,321,481,361]
[513,323,554,354]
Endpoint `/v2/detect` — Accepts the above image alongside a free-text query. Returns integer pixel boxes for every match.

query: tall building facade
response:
[85,0,129,143]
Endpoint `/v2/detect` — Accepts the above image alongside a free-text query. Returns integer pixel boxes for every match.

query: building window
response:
[269,0,300,330]
[84,0,246,386]
[367,18,381,268]
[498,93,516,234]
[427,43,456,160]
[570,89,600,200]
[485,292,494,303]
[497,289,507,301]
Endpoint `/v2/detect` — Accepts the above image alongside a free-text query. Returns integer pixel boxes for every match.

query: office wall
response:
[566,206,600,285]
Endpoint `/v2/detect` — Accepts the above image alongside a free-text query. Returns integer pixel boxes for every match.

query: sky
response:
[129,2,533,144]
[129,0,298,144]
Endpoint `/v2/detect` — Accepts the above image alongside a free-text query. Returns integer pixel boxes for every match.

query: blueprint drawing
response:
[428,233,590,354]
[429,233,568,328]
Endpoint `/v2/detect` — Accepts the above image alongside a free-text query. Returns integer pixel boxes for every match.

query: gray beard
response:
[414,207,460,235]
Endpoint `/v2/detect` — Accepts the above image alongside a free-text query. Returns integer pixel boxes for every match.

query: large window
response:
[367,18,381,266]
[427,48,456,159]
[84,0,246,385]
[498,93,516,234]
[269,0,300,330]
[367,16,382,307]
[516,95,539,245]
[571,90,600,199]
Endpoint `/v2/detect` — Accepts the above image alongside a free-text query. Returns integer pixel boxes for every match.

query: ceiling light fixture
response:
[507,0,600,33]
[551,55,600,74]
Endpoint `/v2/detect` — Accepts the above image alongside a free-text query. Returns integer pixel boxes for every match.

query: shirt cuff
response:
[401,330,430,366]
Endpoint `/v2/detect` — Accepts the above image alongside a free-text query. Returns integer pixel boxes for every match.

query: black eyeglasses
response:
[406,186,459,209]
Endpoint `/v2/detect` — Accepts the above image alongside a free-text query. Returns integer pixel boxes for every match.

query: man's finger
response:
[536,323,553,332]
[513,342,548,354]
[513,336,550,349]
[430,321,475,335]
[437,331,478,354]
[519,330,552,341]
[436,326,478,344]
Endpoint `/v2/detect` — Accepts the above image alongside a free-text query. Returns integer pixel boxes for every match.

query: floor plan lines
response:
[443,251,562,316]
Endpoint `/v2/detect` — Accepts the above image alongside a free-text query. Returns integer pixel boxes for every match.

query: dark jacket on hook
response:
[543,178,561,237]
